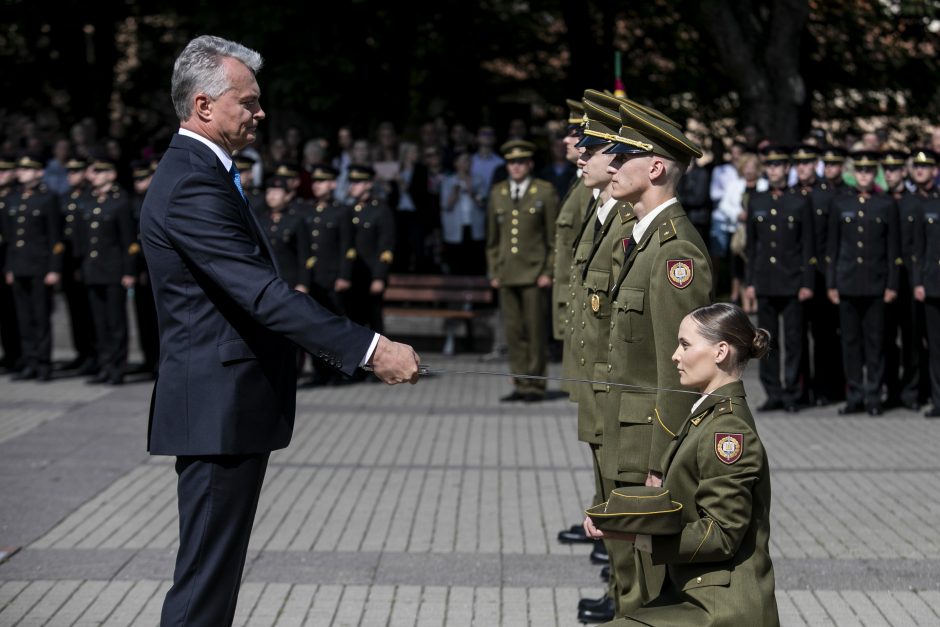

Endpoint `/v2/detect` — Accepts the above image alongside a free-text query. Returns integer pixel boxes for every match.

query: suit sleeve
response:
[46,194,64,275]
[163,172,373,375]
[541,188,559,278]
[826,199,841,290]
[886,199,900,292]
[651,413,764,565]
[649,239,713,473]
[799,196,816,290]
[485,193,500,279]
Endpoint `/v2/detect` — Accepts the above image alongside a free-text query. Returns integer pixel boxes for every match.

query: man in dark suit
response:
[140,35,420,626]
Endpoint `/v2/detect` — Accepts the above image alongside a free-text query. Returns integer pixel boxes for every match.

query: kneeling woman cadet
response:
[589,302,779,626]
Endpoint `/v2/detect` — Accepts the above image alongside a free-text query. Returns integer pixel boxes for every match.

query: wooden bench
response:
[383,274,495,350]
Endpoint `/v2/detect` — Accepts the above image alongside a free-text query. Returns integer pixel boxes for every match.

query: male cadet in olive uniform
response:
[795,145,845,406]
[827,150,900,415]
[570,90,643,623]
[260,167,306,293]
[346,164,395,334]
[58,157,98,374]
[590,101,712,618]
[486,140,558,402]
[129,159,160,376]
[745,146,815,412]
[4,155,64,381]
[0,157,23,372]
[910,149,940,417]
[77,157,137,385]
[882,148,926,409]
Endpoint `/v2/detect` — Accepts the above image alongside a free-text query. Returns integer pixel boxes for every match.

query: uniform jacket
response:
[602,202,712,482]
[745,187,815,296]
[2,184,63,277]
[76,185,137,285]
[260,204,304,287]
[896,190,923,269]
[912,191,940,296]
[140,133,373,456]
[552,176,591,340]
[348,197,395,283]
[300,198,353,289]
[794,179,840,278]
[486,177,558,286]
[826,190,900,296]
[563,193,600,405]
[627,381,779,627]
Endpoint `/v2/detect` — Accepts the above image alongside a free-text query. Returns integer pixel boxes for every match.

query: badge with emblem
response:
[590,293,601,313]
[715,433,743,464]
[666,259,693,289]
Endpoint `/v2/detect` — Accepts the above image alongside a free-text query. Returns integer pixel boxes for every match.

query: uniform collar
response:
[631,197,678,242]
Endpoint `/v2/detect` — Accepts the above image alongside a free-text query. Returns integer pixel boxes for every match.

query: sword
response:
[360,364,729,398]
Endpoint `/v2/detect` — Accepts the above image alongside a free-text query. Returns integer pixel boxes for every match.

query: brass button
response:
[857,241,863,248]
[66,215,74,223]
[312,230,319,236]
[511,246,518,253]
[858,226,864,233]
[770,225,777,232]
[352,217,360,224]
[93,207,101,215]
[770,242,777,248]
[511,237,518,243]
[16,240,24,247]
[91,221,99,229]
[816,209,823,215]
[770,208,777,215]
[17,216,25,223]
[91,237,98,244]
[859,198,866,205]
[696,577,703,584]
[511,228,518,235]
[90,250,98,258]
[16,228,24,236]
[512,219,519,225]
[580,340,584,347]
[647,416,653,423]
[857,257,864,263]
[512,210,519,216]
[68,203,76,210]
[769,256,776,264]
[580,358,585,366]
[607,364,612,372]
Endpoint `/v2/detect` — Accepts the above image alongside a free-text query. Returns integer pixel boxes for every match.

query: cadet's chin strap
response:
[361,364,729,399]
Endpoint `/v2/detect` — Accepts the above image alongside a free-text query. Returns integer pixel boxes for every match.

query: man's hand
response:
[44,272,60,286]
[884,288,897,304]
[4,272,12,286]
[368,335,420,384]
[335,278,351,292]
[536,274,552,288]
[583,515,635,543]
[828,288,840,305]
[797,287,813,302]
[914,285,926,302]
[121,275,136,289]
[645,471,663,488]
[490,278,500,289]
[370,279,385,295]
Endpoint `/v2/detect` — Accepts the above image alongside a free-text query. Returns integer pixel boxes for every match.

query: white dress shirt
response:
[631,197,679,242]
[596,195,618,225]
[509,177,531,201]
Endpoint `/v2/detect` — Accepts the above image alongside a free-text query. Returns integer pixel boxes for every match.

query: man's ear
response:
[193,93,213,122]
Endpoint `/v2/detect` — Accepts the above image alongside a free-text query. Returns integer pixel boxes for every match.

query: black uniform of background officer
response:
[745,146,815,412]
[827,150,900,415]
[0,157,23,372]
[345,164,395,334]
[798,146,848,405]
[4,155,63,381]
[59,158,98,375]
[910,149,940,418]
[260,166,306,291]
[130,159,160,376]
[78,158,137,385]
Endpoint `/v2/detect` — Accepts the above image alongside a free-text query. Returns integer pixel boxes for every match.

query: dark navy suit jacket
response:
[141,133,373,455]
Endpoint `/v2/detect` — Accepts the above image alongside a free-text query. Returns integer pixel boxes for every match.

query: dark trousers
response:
[135,271,160,371]
[757,295,804,404]
[87,284,128,377]
[62,262,97,362]
[161,453,269,627]
[839,296,885,407]
[884,270,927,405]
[12,276,52,369]
[802,274,844,402]
[0,275,22,367]
[500,284,547,395]
[923,298,940,408]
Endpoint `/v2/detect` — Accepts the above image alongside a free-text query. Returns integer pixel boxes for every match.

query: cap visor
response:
[576,135,611,149]
[603,143,649,155]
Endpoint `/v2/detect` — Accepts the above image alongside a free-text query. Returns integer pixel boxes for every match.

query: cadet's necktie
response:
[229,163,246,201]
[511,184,519,202]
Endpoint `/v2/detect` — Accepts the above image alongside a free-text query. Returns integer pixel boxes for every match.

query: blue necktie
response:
[229,163,246,200]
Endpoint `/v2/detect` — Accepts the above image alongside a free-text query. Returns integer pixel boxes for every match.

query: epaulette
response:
[659,218,678,244]
[714,398,734,417]
[618,202,635,224]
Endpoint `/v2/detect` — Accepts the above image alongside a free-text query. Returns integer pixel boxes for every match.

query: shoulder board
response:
[659,218,678,244]
[714,398,734,417]
[618,202,635,224]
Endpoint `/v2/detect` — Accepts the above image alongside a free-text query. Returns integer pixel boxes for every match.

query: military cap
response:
[759,145,790,164]
[576,91,623,149]
[16,153,44,170]
[65,157,88,171]
[881,149,910,167]
[566,98,585,127]
[910,148,939,166]
[131,159,152,179]
[790,144,819,162]
[604,101,703,166]
[310,163,339,181]
[589,88,681,128]
[89,154,117,171]
[820,146,847,163]
[272,162,300,178]
[0,156,16,170]
[500,140,536,161]
[851,150,881,168]
[234,154,256,171]
[264,175,290,190]
[347,164,376,181]
[585,486,683,535]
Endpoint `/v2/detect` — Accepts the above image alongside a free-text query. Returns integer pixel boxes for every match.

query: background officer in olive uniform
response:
[129,159,160,377]
[260,167,306,292]
[345,164,395,334]
[0,157,23,372]
[795,145,845,406]
[598,101,713,618]
[77,157,137,385]
[486,140,558,402]
[827,150,900,415]
[911,149,940,417]
[4,154,64,381]
[745,146,815,412]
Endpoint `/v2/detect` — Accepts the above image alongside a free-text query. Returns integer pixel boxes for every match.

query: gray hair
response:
[171,35,263,122]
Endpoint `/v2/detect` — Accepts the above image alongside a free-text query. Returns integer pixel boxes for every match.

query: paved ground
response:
[1,306,939,625]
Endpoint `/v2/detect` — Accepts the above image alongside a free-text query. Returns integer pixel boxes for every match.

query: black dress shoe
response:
[87,371,110,384]
[600,564,610,581]
[589,539,609,564]
[500,391,526,402]
[785,403,800,414]
[924,407,940,418]
[814,396,831,407]
[76,360,100,376]
[558,524,592,544]
[61,356,85,370]
[522,393,544,403]
[838,403,865,415]
[36,367,52,382]
[577,596,614,623]
[11,367,37,381]
[902,400,921,411]
[108,374,124,386]
[867,405,883,416]
[578,593,610,611]
[758,399,783,412]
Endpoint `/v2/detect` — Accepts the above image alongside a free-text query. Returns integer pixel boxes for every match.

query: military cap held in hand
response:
[585,486,683,535]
